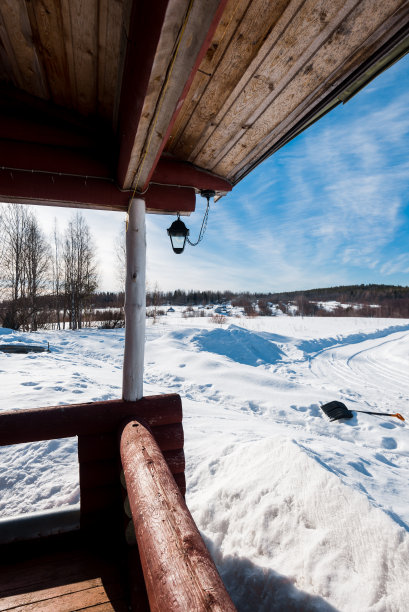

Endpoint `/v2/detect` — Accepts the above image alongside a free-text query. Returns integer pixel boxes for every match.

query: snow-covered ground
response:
[1,315,409,611]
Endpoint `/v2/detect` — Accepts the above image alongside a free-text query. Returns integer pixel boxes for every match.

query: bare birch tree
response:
[24,214,50,330]
[63,212,98,329]
[114,221,126,292]
[51,219,63,329]
[0,204,50,330]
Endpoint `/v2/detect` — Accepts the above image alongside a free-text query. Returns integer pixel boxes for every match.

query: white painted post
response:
[122,198,146,401]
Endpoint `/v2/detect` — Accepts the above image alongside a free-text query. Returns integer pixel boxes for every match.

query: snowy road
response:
[307,329,409,410]
[1,316,409,611]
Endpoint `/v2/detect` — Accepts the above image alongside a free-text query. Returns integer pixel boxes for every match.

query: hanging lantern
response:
[167,215,190,254]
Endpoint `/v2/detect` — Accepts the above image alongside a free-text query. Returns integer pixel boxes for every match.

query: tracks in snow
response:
[307,330,409,411]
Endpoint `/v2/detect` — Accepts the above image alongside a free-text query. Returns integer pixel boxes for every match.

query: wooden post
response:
[123,198,146,401]
[120,419,236,612]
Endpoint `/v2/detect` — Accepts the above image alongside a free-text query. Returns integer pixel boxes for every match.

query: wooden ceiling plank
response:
[59,1,77,109]
[0,35,15,83]
[112,0,133,131]
[97,0,109,119]
[215,0,408,179]
[121,0,191,189]
[195,0,359,171]
[24,0,72,108]
[0,0,48,99]
[69,0,99,116]
[122,0,227,191]
[186,0,304,166]
[165,0,251,156]
[140,0,231,191]
[97,0,125,124]
[232,7,409,183]
[170,0,293,164]
[116,0,172,189]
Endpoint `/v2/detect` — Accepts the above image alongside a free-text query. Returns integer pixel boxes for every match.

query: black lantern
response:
[167,215,190,254]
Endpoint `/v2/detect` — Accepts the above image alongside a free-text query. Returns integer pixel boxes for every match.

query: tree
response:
[0,204,50,330]
[51,219,64,329]
[63,212,98,329]
[114,221,127,293]
[24,214,50,330]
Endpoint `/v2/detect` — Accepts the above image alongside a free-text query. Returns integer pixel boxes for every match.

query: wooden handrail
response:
[0,395,181,445]
[120,418,236,612]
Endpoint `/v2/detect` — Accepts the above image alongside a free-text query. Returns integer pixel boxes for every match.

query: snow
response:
[1,314,409,611]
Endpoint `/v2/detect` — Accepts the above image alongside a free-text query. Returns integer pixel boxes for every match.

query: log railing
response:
[0,394,236,611]
[120,418,236,612]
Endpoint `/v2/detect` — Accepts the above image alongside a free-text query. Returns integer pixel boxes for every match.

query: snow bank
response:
[192,325,284,366]
[189,436,409,612]
[1,317,409,611]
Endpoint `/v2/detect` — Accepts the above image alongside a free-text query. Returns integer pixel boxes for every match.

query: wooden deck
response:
[0,533,130,612]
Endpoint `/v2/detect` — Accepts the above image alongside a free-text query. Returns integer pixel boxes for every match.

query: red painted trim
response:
[117,0,171,188]
[0,168,196,213]
[145,184,195,213]
[0,169,130,211]
[0,140,113,178]
[0,395,182,445]
[151,157,232,192]
[142,0,230,190]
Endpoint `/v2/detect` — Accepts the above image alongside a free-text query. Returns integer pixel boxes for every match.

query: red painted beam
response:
[0,168,130,211]
[0,140,113,178]
[0,395,182,446]
[151,157,232,192]
[145,183,195,214]
[117,0,171,188]
[142,0,230,190]
[0,169,196,213]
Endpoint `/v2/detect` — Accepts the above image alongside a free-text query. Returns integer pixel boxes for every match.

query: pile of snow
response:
[1,316,409,611]
[189,437,409,611]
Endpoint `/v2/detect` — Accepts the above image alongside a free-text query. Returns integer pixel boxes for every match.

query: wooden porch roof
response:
[0,0,408,214]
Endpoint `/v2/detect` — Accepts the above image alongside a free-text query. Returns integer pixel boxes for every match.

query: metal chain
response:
[187,196,210,246]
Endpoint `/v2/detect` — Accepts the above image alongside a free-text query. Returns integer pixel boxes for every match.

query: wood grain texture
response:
[120,419,236,612]
[122,198,146,401]
[0,395,182,445]
[78,448,184,490]
[0,0,48,98]
[77,424,184,464]
[97,0,125,123]
[128,0,225,190]
[67,0,98,116]
[166,0,252,156]
[196,0,356,171]
[164,0,409,185]
[0,541,128,612]
[24,0,72,107]
[121,0,190,189]
[169,0,292,162]
[222,0,409,181]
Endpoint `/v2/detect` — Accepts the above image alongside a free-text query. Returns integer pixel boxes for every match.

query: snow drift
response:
[189,436,409,611]
[1,316,409,611]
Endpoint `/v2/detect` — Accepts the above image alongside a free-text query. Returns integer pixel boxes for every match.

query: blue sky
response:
[145,52,409,293]
[12,52,409,293]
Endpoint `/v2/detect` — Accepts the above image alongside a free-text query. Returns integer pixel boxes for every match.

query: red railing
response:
[0,394,236,611]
